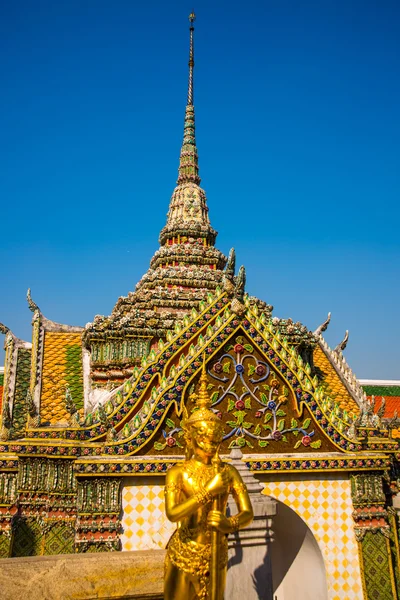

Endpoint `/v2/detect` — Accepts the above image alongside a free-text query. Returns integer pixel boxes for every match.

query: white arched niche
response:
[269,499,328,600]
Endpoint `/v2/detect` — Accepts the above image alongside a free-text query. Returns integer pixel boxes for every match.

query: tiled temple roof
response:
[372,395,400,419]
[0,325,32,439]
[40,331,84,425]
[313,345,359,414]
[362,382,400,396]
[12,346,31,437]
[360,382,400,422]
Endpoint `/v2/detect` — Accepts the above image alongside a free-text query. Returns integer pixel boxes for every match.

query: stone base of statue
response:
[225,450,277,600]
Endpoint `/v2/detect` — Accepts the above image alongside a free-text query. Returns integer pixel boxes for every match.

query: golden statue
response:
[164,362,254,600]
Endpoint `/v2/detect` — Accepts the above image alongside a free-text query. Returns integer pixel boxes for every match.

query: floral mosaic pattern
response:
[207,336,321,450]
[153,330,329,455]
[153,416,184,452]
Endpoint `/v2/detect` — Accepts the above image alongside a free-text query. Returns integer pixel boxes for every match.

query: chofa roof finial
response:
[334,330,349,353]
[0,322,10,335]
[314,312,331,337]
[27,288,40,313]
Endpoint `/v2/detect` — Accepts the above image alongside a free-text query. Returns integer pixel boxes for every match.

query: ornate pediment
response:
[149,328,337,455]
[3,289,395,461]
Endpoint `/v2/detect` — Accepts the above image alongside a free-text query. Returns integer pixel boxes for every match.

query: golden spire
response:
[177,13,200,186]
[159,11,224,249]
[187,12,195,106]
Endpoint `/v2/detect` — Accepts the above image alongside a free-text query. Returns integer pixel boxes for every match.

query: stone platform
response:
[0,549,165,600]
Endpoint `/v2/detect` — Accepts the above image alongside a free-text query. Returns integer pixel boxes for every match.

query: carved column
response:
[0,471,18,557]
[351,472,398,600]
[225,450,277,600]
[13,458,76,557]
[75,477,122,552]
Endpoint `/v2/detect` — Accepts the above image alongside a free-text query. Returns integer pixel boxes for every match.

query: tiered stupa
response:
[83,14,230,386]
[82,15,315,389]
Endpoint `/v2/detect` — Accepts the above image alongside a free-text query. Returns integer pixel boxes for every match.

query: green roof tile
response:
[362,385,400,396]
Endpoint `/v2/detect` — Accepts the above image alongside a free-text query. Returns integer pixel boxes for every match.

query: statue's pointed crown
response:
[185,356,224,434]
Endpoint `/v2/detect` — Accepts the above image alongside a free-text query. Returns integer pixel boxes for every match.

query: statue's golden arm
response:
[164,470,199,522]
[229,467,254,529]
[165,464,253,533]
[165,465,231,522]
[208,466,253,534]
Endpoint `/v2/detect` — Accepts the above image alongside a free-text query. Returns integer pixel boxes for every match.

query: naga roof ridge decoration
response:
[26,288,230,437]
[317,332,366,408]
[27,289,83,332]
[25,290,311,437]
[2,290,397,460]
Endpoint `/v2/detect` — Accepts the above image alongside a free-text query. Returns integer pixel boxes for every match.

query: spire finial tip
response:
[189,11,196,25]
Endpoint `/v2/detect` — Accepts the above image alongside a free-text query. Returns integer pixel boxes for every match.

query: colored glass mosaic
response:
[11,348,31,437]
[361,531,395,600]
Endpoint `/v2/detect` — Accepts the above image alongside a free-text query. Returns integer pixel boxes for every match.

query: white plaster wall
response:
[271,500,328,600]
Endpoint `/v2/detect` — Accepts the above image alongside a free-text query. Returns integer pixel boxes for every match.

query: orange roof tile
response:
[369,395,400,439]
[313,345,359,414]
[370,396,400,419]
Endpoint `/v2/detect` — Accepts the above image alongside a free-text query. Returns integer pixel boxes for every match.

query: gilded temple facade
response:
[1,16,400,600]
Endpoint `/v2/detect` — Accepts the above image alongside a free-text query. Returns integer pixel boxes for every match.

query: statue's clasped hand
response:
[207,509,232,534]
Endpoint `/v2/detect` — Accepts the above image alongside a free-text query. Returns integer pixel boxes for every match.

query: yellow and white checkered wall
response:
[261,474,363,600]
[121,473,363,599]
[121,477,175,551]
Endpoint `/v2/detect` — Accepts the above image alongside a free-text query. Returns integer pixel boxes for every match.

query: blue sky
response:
[1,0,399,377]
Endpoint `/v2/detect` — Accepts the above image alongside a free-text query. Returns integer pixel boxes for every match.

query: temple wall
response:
[120,472,364,600]
[260,473,363,600]
[120,477,175,551]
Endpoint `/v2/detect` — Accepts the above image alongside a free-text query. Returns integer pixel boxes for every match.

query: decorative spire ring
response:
[188,12,196,106]
[176,12,200,185]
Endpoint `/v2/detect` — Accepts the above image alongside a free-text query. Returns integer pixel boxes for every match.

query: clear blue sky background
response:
[1,0,399,378]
